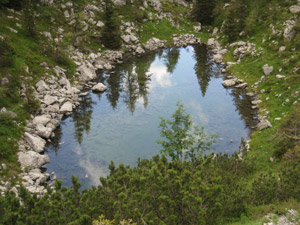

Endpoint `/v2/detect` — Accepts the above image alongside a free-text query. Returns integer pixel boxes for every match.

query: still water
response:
[45,45,256,189]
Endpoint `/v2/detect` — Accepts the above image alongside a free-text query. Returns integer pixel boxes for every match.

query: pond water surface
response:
[45,45,257,189]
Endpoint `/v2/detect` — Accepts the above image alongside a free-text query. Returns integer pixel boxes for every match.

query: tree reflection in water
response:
[72,94,96,144]
[193,44,220,97]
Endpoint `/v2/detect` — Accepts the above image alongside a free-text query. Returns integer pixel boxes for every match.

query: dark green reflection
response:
[163,48,180,73]
[193,45,217,97]
[102,51,158,112]
[72,94,96,144]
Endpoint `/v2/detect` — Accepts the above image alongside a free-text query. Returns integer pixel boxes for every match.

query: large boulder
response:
[79,65,97,81]
[32,115,51,126]
[36,124,53,139]
[60,102,73,113]
[222,79,236,87]
[92,83,107,92]
[24,132,46,153]
[18,151,50,169]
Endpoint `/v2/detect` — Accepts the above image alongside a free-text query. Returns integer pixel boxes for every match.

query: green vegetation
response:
[0,0,300,224]
[157,102,216,162]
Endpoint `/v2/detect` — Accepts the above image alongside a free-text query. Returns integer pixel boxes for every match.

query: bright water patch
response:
[45,45,256,189]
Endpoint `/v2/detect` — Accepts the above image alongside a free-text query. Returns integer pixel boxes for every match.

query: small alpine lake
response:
[45,45,257,189]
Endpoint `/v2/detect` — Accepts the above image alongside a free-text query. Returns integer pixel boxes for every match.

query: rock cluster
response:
[263,209,299,225]
[229,41,257,59]
[222,76,248,89]
[144,37,166,51]
[207,38,228,64]
[173,34,201,47]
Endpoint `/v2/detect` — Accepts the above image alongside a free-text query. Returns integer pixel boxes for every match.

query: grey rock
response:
[1,163,7,170]
[279,46,286,52]
[41,32,52,40]
[18,151,50,169]
[54,66,67,77]
[290,5,300,13]
[144,38,166,50]
[251,100,262,105]
[36,124,52,139]
[60,102,73,113]
[276,74,285,79]
[262,64,274,75]
[113,0,126,6]
[79,65,97,81]
[213,54,223,63]
[257,119,272,130]
[1,77,9,85]
[136,46,145,54]
[284,20,296,41]
[64,10,70,18]
[236,82,248,88]
[36,80,48,92]
[59,77,71,90]
[44,95,57,105]
[32,115,51,126]
[222,79,236,87]
[92,83,107,92]
[194,25,201,32]
[24,132,46,153]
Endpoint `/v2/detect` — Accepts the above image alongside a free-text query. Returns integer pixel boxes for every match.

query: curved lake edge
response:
[18,36,260,194]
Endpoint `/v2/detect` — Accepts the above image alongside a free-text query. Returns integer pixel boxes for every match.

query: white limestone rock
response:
[236,83,248,88]
[36,124,53,139]
[96,21,104,27]
[92,83,107,92]
[24,132,46,153]
[32,115,51,126]
[251,100,262,105]
[36,80,48,92]
[284,19,296,41]
[18,151,50,170]
[262,64,274,75]
[213,54,223,63]
[222,79,236,87]
[136,46,145,54]
[289,5,300,14]
[257,119,272,130]
[44,95,57,105]
[79,65,97,81]
[60,102,73,113]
